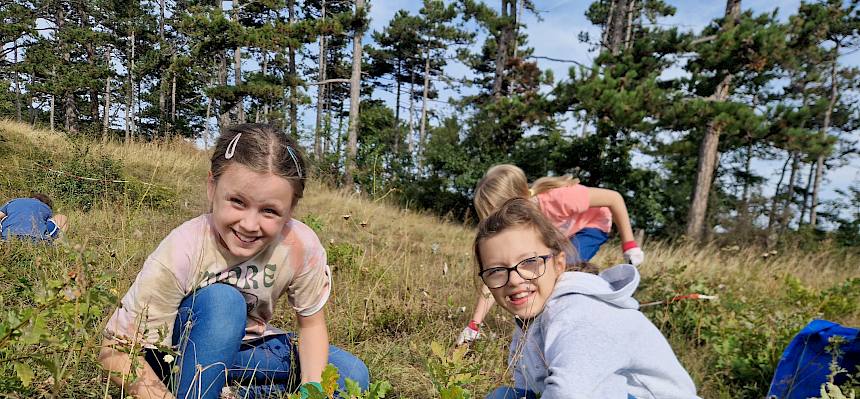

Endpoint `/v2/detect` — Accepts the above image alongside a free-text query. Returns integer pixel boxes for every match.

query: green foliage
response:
[639,263,860,397]
[425,342,480,399]
[327,242,364,273]
[25,146,175,211]
[285,364,392,399]
[0,243,116,396]
[301,213,326,234]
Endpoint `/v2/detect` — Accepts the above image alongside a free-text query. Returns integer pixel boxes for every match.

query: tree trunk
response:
[233,0,244,123]
[810,44,840,229]
[57,10,77,134]
[288,0,298,137]
[127,29,136,141]
[779,152,800,233]
[768,154,791,231]
[261,51,268,123]
[799,161,815,226]
[171,51,177,123]
[739,140,753,225]
[608,0,629,54]
[407,72,415,154]
[492,0,514,98]
[624,0,636,50]
[344,0,365,190]
[418,50,431,167]
[204,94,212,149]
[102,47,112,142]
[13,39,21,121]
[315,0,327,159]
[685,0,740,241]
[218,55,230,129]
[393,61,401,154]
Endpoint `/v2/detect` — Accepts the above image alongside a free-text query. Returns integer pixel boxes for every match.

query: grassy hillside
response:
[0,119,858,398]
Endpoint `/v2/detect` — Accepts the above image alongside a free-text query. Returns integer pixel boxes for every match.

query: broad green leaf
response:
[14,362,34,387]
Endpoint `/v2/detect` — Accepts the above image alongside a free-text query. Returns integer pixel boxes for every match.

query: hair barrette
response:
[225,133,242,160]
[286,145,303,179]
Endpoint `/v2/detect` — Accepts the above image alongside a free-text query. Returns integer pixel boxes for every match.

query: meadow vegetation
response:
[0,119,858,398]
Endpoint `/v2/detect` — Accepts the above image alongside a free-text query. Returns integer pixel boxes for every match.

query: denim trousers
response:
[145,283,370,399]
[486,387,637,399]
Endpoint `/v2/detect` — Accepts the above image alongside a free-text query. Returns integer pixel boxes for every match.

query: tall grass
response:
[0,119,857,398]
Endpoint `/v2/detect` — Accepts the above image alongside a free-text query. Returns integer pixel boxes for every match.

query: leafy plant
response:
[0,243,116,396]
[425,341,480,399]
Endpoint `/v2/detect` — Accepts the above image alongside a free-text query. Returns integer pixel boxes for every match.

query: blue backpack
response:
[768,319,859,398]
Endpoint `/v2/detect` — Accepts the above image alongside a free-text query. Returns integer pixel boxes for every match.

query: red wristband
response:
[468,320,480,331]
[622,241,639,251]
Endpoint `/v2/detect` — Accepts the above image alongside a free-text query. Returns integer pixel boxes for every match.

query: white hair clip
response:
[225,133,242,160]
[286,145,303,179]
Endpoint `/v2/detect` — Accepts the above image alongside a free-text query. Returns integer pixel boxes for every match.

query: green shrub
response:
[327,242,364,273]
[0,243,116,396]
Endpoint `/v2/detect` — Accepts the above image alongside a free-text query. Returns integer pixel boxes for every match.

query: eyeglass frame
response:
[478,252,556,289]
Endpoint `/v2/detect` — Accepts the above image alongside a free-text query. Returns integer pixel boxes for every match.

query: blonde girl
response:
[98,124,368,399]
[459,164,643,345]
[475,199,697,398]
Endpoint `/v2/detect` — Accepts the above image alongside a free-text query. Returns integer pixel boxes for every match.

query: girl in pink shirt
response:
[99,124,368,399]
[457,164,644,346]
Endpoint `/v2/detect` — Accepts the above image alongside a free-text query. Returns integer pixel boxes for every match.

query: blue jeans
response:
[485,387,538,399]
[145,283,369,399]
[569,227,609,261]
[486,387,636,399]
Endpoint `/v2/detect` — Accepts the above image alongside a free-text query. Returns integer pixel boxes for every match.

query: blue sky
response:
[366,0,860,222]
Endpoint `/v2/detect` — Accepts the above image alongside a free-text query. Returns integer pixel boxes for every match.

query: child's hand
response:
[456,321,481,346]
[623,246,645,266]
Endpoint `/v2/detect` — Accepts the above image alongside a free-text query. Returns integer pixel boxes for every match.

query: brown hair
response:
[473,198,579,273]
[211,124,306,206]
[473,164,530,220]
[530,175,580,196]
[31,193,52,209]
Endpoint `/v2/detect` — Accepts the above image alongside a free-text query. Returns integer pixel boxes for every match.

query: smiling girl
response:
[474,199,698,399]
[98,124,368,399]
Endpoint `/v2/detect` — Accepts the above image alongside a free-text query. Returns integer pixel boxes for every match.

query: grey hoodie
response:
[508,264,700,398]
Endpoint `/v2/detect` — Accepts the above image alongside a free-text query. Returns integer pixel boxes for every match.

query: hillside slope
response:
[0,120,858,398]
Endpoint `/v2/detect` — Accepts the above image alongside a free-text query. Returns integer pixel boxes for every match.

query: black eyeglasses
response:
[479,253,554,289]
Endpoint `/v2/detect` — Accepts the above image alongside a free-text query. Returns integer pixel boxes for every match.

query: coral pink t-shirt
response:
[535,184,613,236]
[104,214,331,348]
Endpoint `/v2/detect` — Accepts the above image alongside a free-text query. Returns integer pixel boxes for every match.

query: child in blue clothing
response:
[0,193,68,241]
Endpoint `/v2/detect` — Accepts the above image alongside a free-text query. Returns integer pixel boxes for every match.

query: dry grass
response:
[1,121,858,398]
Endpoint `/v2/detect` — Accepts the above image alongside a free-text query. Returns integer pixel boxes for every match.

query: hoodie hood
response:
[550,264,640,309]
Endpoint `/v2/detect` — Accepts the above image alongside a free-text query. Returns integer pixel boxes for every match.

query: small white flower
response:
[163,354,175,363]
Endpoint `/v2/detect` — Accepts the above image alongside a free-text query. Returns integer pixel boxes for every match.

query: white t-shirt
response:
[104,214,331,348]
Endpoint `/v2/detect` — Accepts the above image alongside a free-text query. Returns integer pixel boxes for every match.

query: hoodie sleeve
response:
[539,296,634,399]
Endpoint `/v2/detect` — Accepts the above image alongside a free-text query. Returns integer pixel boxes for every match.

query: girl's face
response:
[208,162,294,261]
[479,226,566,320]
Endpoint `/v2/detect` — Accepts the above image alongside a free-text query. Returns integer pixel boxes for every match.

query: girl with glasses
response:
[474,199,698,399]
[459,164,643,345]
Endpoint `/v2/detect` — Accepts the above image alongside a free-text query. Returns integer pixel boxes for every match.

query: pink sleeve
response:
[103,218,202,347]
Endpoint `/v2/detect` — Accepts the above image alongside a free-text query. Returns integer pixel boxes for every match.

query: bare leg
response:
[52,214,69,232]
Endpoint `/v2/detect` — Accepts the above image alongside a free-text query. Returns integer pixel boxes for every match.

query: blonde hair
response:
[530,175,581,196]
[473,164,530,220]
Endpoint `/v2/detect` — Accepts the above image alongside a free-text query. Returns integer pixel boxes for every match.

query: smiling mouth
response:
[233,230,260,244]
[507,290,534,306]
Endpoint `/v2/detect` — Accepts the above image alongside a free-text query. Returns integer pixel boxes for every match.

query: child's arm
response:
[98,339,175,399]
[584,187,635,243]
[457,288,494,346]
[297,309,329,384]
[585,187,644,265]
